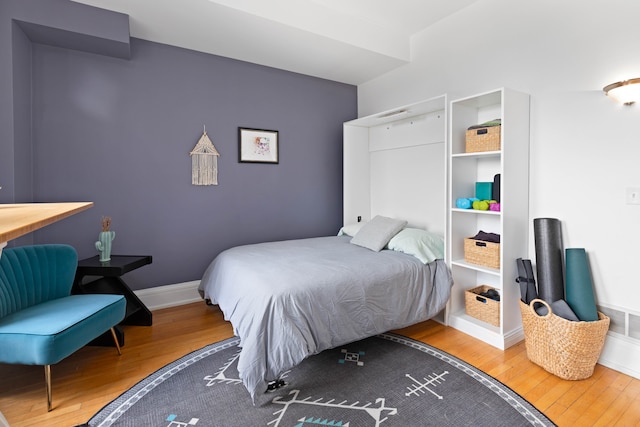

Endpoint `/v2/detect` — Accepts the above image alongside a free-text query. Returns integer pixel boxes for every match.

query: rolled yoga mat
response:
[533,299,580,321]
[533,218,565,303]
[522,259,538,304]
[565,248,599,321]
[516,258,538,304]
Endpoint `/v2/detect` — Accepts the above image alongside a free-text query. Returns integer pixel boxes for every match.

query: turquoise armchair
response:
[0,244,126,411]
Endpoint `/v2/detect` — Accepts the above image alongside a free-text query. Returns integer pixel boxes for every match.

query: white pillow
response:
[338,222,366,237]
[387,228,444,264]
[350,215,407,251]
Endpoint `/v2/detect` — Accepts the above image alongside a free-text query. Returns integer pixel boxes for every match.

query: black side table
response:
[73,255,153,345]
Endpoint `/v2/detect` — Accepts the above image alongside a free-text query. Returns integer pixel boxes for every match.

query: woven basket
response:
[519,299,610,380]
[465,285,500,326]
[466,126,501,153]
[464,238,500,269]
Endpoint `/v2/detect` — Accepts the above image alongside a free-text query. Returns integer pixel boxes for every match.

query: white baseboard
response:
[134,280,203,311]
[598,333,640,380]
[134,282,640,382]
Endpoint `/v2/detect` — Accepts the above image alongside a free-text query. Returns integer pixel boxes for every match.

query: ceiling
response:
[71,0,478,85]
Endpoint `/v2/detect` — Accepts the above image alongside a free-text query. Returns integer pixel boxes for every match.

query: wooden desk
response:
[0,202,93,253]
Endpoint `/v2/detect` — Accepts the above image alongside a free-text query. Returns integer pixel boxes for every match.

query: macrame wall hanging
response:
[189,127,220,185]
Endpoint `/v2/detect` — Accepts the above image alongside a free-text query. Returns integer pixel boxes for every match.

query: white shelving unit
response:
[446,88,530,349]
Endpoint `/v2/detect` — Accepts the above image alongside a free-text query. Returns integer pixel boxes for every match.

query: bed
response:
[198,217,453,403]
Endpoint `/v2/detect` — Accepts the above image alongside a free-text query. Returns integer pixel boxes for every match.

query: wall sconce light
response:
[603,78,640,105]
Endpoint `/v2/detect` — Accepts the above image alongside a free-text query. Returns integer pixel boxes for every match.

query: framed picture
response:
[238,128,279,164]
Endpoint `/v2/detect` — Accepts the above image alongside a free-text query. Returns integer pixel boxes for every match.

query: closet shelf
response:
[451,208,501,216]
[451,259,501,276]
[451,150,501,158]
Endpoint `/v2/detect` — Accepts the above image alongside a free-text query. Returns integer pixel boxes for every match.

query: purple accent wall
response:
[11,22,33,205]
[1,0,129,205]
[2,1,357,290]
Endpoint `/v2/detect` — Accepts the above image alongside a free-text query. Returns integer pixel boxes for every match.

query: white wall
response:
[358,0,640,375]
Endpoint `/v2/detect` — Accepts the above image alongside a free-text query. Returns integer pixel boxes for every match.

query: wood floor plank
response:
[603,379,640,427]
[576,378,624,426]
[587,375,638,426]
[0,302,639,426]
[527,374,573,412]
[560,368,623,426]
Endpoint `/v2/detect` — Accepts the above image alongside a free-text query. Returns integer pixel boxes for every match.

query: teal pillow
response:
[350,216,407,252]
[387,228,444,264]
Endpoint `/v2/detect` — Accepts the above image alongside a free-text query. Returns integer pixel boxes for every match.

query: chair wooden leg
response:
[110,327,122,355]
[44,365,52,412]
[43,329,119,413]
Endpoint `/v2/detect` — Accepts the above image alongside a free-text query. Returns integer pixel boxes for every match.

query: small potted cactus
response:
[95,216,115,262]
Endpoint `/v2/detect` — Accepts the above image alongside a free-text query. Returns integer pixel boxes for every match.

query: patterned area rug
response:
[83,334,555,426]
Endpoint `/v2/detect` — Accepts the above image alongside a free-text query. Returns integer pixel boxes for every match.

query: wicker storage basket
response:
[466,125,501,152]
[519,299,610,380]
[464,238,500,269]
[465,285,500,326]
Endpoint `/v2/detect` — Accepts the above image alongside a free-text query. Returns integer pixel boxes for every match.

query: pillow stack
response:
[340,215,445,264]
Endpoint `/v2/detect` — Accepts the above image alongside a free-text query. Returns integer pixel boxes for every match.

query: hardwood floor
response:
[1,302,639,426]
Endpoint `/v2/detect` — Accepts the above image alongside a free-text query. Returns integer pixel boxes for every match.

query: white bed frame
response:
[343,95,449,323]
[343,95,448,236]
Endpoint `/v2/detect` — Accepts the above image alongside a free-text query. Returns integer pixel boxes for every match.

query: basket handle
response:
[529,298,552,318]
[476,128,488,135]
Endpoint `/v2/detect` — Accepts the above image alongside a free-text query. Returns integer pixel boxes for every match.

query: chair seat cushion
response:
[0,294,126,365]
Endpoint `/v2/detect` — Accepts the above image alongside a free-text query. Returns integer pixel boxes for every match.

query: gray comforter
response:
[198,235,452,403]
